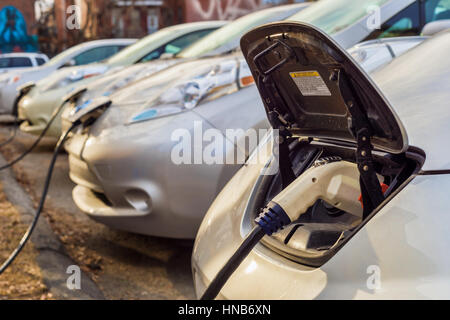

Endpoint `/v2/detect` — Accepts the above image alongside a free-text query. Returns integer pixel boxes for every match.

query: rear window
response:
[0,57,33,68]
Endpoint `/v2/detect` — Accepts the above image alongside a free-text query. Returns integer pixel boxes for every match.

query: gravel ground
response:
[0,125,196,300]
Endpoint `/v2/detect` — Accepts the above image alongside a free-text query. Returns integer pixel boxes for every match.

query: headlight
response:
[128,58,254,124]
[7,75,21,84]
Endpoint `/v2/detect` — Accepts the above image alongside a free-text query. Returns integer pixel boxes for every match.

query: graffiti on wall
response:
[187,0,291,21]
[0,6,38,53]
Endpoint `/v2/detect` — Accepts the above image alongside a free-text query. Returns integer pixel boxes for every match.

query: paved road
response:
[0,125,196,300]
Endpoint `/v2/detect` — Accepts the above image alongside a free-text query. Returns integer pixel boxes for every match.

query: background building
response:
[1,0,308,55]
[0,0,38,53]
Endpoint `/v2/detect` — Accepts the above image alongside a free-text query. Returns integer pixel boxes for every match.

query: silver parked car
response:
[62,4,312,239]
[348,36,425,73]
[16,21,226,136]
[57,3,310,139]
[192,23,450,300]
[0,39,136,114]
[0,53,49,73]
[63,0,445,240]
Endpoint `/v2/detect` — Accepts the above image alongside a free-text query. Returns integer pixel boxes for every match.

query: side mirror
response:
[422,19,450,36]
[60,59,76,69]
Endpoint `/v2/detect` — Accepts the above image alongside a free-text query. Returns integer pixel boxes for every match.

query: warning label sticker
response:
[290,71,331,97]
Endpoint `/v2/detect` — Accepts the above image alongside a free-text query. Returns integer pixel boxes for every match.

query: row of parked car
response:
[1,0,450,299]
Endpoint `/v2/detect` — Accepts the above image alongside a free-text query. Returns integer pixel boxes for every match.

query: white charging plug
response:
[256,161,363,235]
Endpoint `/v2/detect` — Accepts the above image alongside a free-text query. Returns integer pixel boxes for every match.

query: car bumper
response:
[17,88,69,138]
[66,111,241,239]
[0,85,19,114]
[19,119,49,135]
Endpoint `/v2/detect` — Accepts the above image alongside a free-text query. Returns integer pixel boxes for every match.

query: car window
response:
[0,57,33,68]
[73,45,123,65]
[288,0,390,35]
[367,1,421,39]
[12,57,33,67]
[178,5,308,59]
[425,0,450,22]
[0,58,10,68]
[36,57,47,66]
[140,29,215,62]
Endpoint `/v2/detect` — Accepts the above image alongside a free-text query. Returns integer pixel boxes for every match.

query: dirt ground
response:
[0,184,52,300]
[0,125,196,300]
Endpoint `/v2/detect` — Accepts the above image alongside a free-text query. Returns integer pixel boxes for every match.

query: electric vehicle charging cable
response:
[0,123,76,275]
[0,97,110,275]
[0,116,19,148]
[201,161,365,300]
[0,102,67,171]
[201,226,265,300]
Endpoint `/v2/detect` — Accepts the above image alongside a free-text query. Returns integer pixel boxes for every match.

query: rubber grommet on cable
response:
[255,201,291,236]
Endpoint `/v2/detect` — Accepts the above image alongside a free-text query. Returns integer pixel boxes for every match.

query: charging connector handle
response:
[257,161,362,235]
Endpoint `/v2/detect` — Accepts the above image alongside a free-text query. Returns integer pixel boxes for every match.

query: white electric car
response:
[0,39,136,114]
[192,23,450,299]
[0,53,49,73]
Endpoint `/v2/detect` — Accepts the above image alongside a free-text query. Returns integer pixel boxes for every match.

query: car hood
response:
[0,67,33,74]
[75,59,178,104]
[88,54,242,135]
[0,65,46,84]
[1,60,64,81]
[35,63,111,91]
[241,22,407,154]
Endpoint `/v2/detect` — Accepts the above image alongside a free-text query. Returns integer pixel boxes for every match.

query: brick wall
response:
[184,0,295,22]
[0,0,38,52]
[0,0,36,34]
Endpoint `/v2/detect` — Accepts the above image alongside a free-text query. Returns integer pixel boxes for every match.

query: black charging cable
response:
[0,102,66,171]
[0,123,76,275]
[0,116,19,148]
[201,147,294,300]
[200,226,265,300]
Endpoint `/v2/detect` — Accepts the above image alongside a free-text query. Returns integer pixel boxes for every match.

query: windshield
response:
[179,7,296,58]
[289,0,389,34]
[107,28,174,65]
[44,44,88,67]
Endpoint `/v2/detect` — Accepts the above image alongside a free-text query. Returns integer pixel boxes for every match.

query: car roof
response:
[352,36,429,49]
[81,38,137,45]
[165,21,228,31]
[0,52,48,58]
[258,3,313,13]
[71,38,137,50]
[372,31,450,171]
